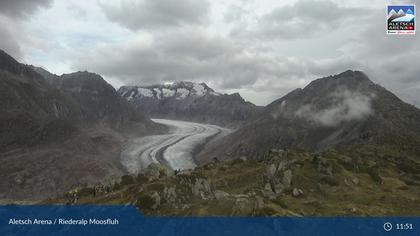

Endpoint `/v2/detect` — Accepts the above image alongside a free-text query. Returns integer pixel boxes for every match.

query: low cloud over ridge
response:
[295,89,375,126]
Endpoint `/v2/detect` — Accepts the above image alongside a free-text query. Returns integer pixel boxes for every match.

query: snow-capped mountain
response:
[397,9,405,15]
[119,81,221,101]
[118,81,262,128]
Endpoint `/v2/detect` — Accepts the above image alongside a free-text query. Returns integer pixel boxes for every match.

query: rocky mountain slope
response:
[118,82,262,128]
[0,50,164,200]
[45,149,420,216]
[197,70,420,164]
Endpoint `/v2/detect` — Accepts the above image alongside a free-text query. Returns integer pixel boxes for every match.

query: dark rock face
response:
[197,70,420,163]
[59,71,153,130]
[118,81,262,128]
[0,50,162,200]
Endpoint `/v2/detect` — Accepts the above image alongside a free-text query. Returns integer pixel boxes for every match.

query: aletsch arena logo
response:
[387,5,416,34]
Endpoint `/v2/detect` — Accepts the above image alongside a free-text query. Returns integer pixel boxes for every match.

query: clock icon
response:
[384,222,393,232]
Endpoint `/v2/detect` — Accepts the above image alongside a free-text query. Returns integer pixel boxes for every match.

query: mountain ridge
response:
[118,81,262,128]
[0,50,164,200]
[196,70,420,164]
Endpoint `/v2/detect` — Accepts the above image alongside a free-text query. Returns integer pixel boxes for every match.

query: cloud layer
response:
[0,0,419,106]
[0,0,52,19]
[99,0,209,30]
[295,89,374,126]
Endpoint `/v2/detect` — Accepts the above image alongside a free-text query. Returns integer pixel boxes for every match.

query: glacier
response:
[120,119,232,173]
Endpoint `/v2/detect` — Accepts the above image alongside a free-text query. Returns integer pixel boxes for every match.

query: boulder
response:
[214,190,230,200]
[255,196,265,210]
[143,163,174,181]
[232,197,253,215]
[351,177,360,185]
[273,183,285,194]
[317,159,333,176]
[143,163,162,180]
[292,188,304,198]
[191,178,212,199]
[282,170,293,188]
[266,164,277,178]
[277,160,287,172]
[263,161,292,196]
[151,192,161,210]
[163,186,177,203]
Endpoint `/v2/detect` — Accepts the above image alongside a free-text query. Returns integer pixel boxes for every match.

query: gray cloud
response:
[70,28,315,94]
[0,0,52,19]
[295,89,374,126]
[99,0,210,30]
[339,8,420,106]
[233,0,371,40]
[4,0,418,107]
[0,24,22,59]
[0,0,53,59]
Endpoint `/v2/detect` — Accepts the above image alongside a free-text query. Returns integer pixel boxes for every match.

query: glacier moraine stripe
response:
[120,119,231,172]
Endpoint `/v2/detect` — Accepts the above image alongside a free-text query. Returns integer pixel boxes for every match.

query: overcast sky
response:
[0,0,418,106]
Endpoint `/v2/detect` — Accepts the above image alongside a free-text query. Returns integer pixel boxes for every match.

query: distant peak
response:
[119,81,221,100]
[306,70,373,89]
[59,71,115,93]
[62,71,101,77]
[61,71,106,83]
[335,70,369,79]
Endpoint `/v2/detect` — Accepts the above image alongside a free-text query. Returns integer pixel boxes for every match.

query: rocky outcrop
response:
[292,188,304,198]
[262,152,295,198]
[192,178,212,199]
[143,163,175,181]
[47,148,420,216]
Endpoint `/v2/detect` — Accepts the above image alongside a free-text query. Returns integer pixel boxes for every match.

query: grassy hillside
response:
[44,148,420,216]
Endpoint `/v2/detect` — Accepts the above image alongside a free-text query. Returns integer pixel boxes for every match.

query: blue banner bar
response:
[0,205,419,236]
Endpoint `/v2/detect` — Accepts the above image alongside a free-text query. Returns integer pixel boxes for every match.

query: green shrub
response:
[147,183,165,192]
[320,175,338,186]
[136,195,155,211]
[272,198,288,209]
[367,168,382,184]
[120,175,134,186]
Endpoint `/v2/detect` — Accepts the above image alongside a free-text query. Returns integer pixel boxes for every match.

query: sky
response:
[0,0,419,106]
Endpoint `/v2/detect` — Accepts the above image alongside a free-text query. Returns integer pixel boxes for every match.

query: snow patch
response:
[210,91,221,96]
[176,88,189,99]
[162,88,176,97]
[137,88,154,98]
[193,84,206,96]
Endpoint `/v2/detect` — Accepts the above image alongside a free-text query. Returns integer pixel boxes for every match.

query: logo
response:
[387,5,415,34]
